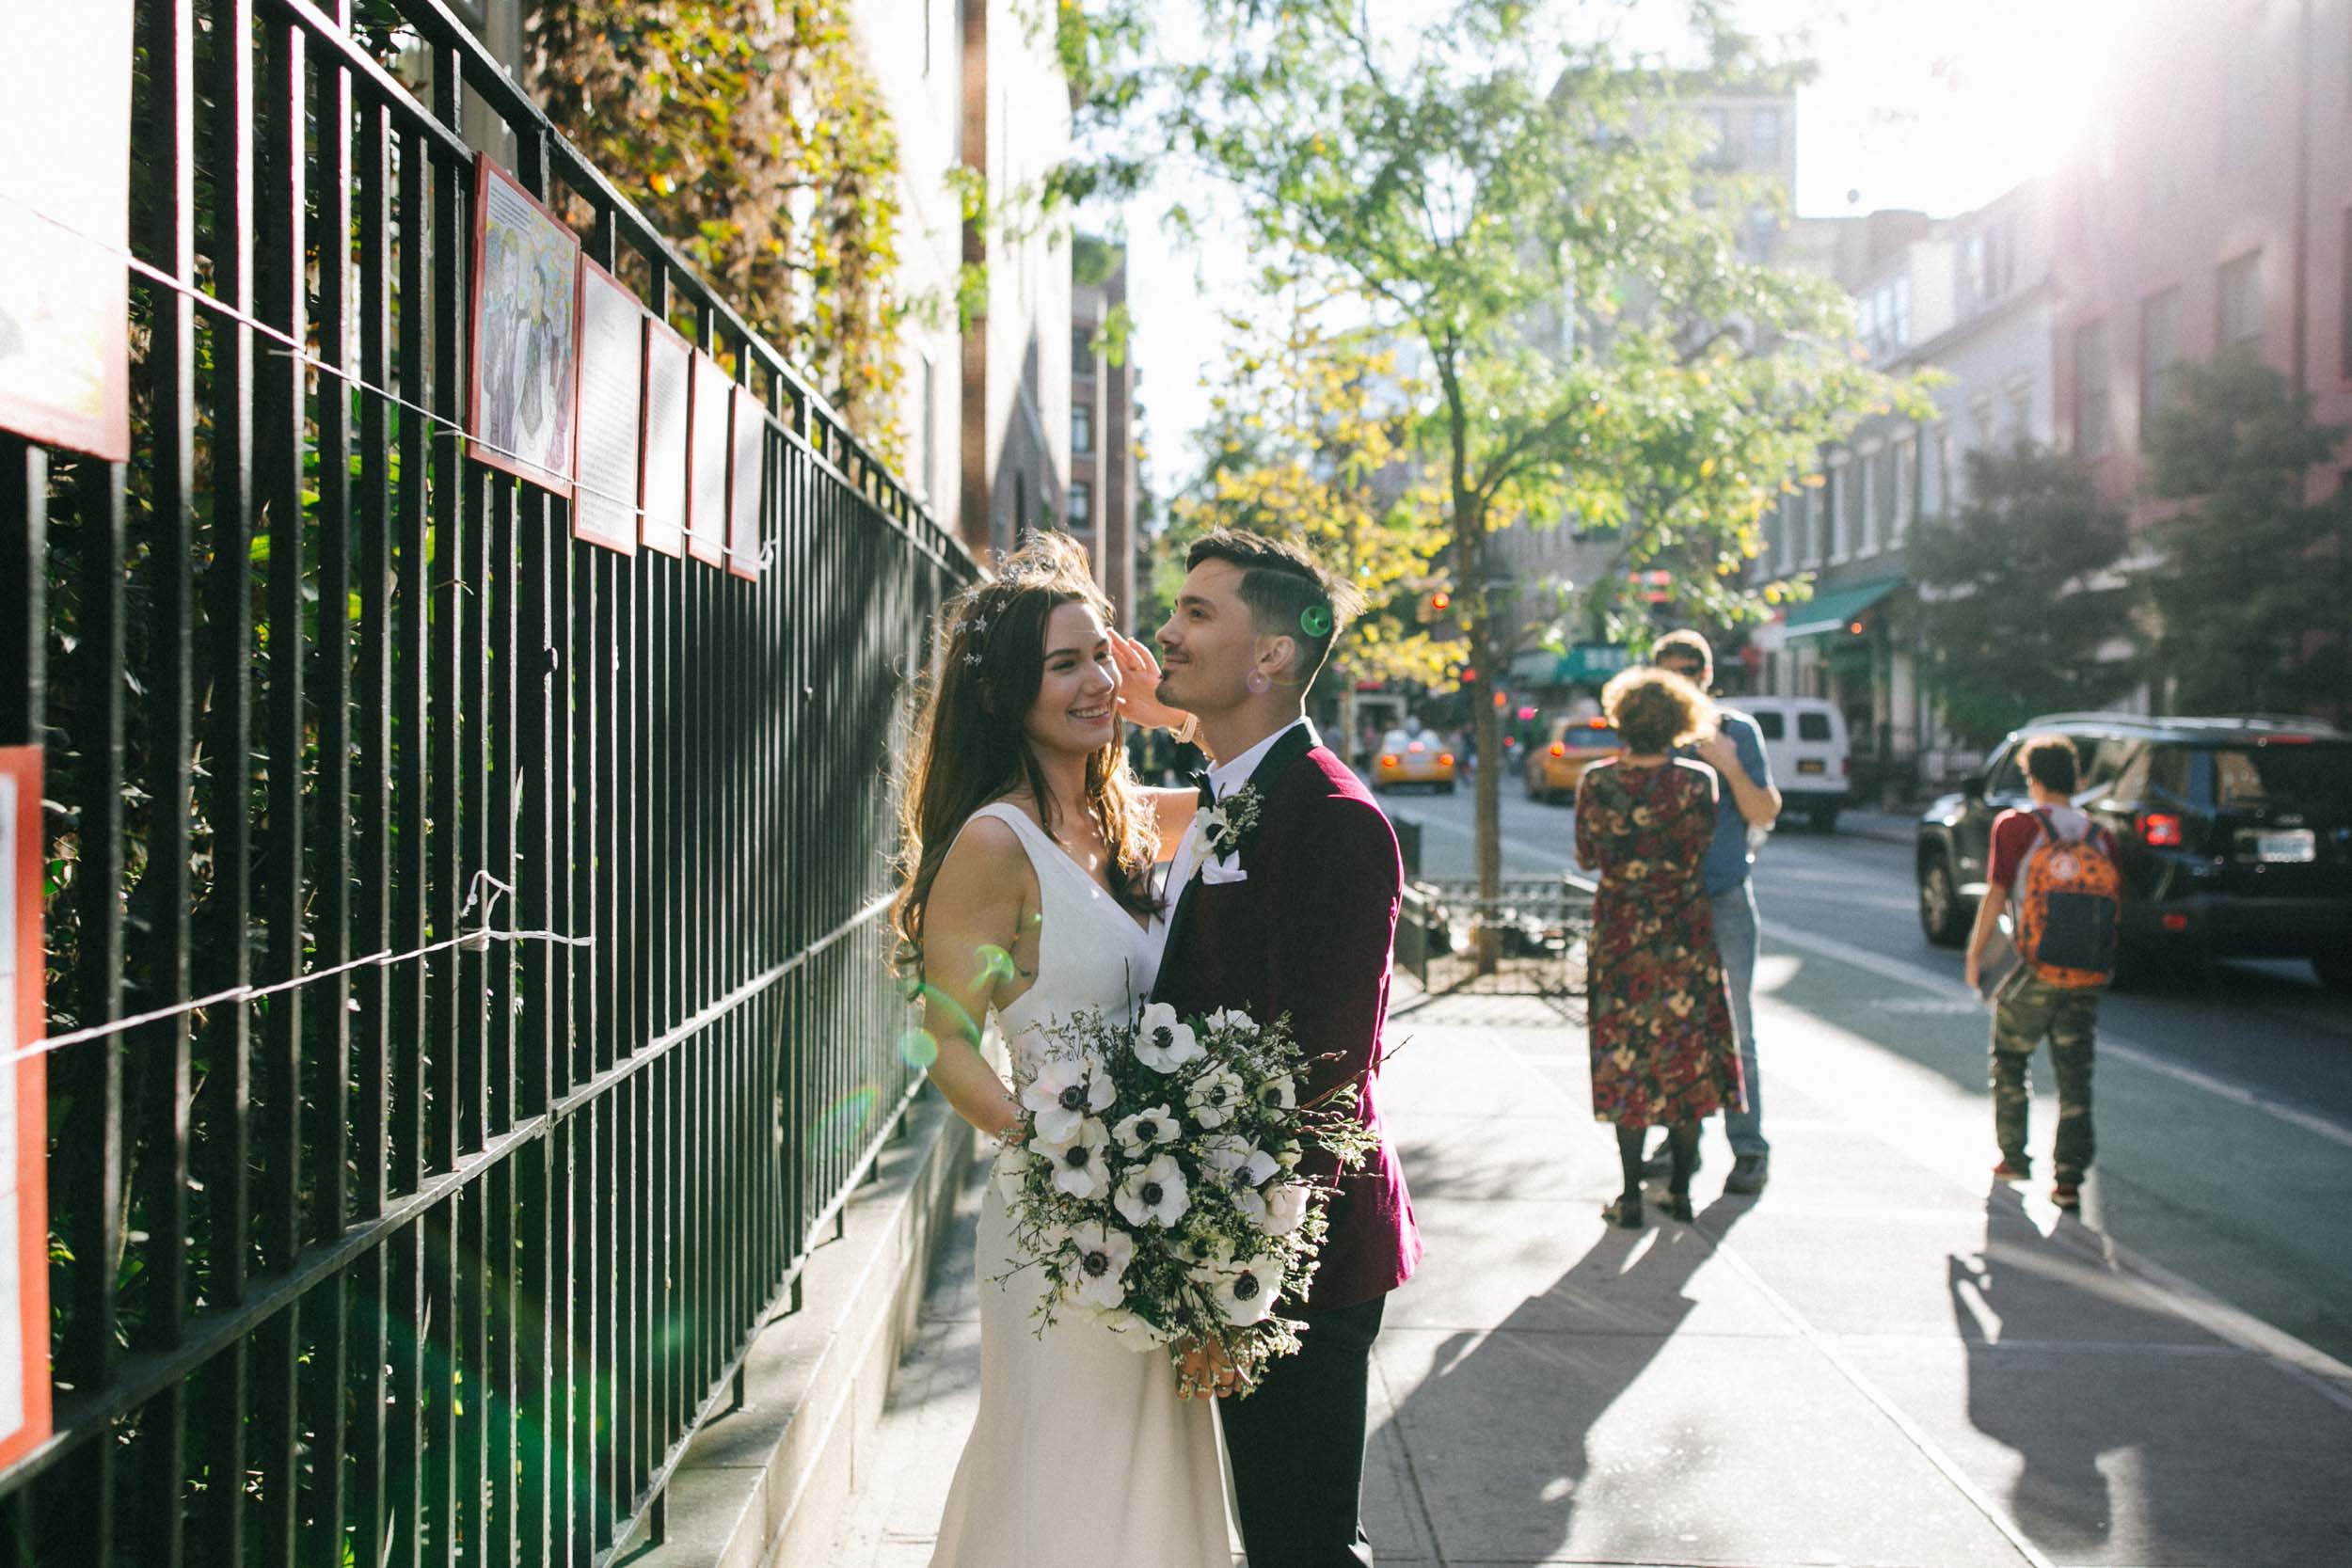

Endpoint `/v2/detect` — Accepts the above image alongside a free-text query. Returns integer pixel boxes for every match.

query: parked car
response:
[1375,728,1457,793]
[1914,714,2352,991]
[1525,715,1621,804]
[1729,697,1851,831]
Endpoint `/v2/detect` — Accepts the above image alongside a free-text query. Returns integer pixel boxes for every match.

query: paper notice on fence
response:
[570,261,643,557]
[686,352,733,568]
[726,386,764,582]
[639,317,691,558]
[0,4,133,460]
[0,748,52,1470]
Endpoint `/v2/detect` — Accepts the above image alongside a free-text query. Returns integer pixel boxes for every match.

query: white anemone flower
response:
[1188,1250,1281,1327]
[1112,1102,1180,1158]
[1263,1180,1313,1236]
[1020,1053,1115,1144]
[1203,1007,1257,1037]
[1254,1072,1297,1113]
[1030,1117,1111,1200]
[1232,1184,1268,1226]
[1185,1065,1247,1129]
[1132,1004,1205,1072]
[1112,1152,1191,1228]
[1063,1220,1136,1309]
[1200,1133,1275,1188]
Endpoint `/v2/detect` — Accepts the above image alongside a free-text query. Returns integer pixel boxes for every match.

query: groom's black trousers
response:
[1222,1293,1387,1568]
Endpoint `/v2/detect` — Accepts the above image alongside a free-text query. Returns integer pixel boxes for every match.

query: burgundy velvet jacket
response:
[1153,740,1422,1315]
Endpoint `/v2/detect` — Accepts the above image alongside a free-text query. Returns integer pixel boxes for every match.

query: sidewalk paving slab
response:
[822,976,2352,1568]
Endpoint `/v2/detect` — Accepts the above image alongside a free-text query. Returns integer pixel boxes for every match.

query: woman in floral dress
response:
[1573,667,1743,1227]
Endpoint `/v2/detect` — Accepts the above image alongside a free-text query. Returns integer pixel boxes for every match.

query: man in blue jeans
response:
[1652,631,1781,1195]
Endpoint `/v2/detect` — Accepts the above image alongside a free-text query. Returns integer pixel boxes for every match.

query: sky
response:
[1117,0,2131,493]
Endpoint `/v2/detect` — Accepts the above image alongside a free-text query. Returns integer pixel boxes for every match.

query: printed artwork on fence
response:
[686,351,733,568]
[0,749,53,1472]
[570,261,643,557]
[727,386,766,582]
[0,4,133,461]
[639,316,691,557]
[469,153,580,495]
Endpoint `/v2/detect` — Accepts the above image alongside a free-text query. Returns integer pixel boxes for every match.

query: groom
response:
[1152,529,1422,1568]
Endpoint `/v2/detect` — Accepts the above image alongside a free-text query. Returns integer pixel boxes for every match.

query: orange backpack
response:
[2014,809,2122,989]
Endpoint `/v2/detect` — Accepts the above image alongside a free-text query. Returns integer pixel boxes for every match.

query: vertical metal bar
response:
[65,454,127,1564]
[302,24,357,1565]
[128,3,199,1559]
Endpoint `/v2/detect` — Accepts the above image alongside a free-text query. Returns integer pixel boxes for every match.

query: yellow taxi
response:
[1524,714,1620,804]
[1374,728,1457,794]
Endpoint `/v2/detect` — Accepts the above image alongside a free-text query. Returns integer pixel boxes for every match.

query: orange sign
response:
[0,748,53,1471]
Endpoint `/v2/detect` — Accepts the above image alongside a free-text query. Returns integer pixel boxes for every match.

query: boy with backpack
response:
[1963,735,2122,1212]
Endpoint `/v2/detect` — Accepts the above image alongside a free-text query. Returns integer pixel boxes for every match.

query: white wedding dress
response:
[928,803,1233,1567]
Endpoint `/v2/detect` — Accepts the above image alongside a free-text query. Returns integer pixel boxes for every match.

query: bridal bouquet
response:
[995,1003,1375,1393]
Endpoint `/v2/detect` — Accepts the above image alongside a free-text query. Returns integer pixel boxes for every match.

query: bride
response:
[889,533,1227,1566]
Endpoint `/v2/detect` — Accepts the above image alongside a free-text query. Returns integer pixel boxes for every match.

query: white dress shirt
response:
[1150,718,1318,958]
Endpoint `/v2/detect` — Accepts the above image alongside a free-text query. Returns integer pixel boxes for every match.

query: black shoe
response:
[1661,1190,1695,1223]
[1723,1154,1769,1196]
[1601,1193,1645,1228]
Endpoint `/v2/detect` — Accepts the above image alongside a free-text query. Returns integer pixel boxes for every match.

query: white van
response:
[1724,697,1851,831]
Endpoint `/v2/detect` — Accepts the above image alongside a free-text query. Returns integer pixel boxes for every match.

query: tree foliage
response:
[1906,443,2139,746]
[1168,278,1465,689]
[527,0,911,456]
[1158,0,1915,914]
[2139,356,2352,716]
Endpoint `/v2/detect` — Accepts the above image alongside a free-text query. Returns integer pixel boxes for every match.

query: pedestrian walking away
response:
[1575,666,1745,1227]
[1654,630,1781,1196]
[1963,733,2121,1212]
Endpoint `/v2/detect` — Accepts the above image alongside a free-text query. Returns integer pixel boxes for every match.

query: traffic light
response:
[1419,590,1453,624]
[1627,568,1672,605]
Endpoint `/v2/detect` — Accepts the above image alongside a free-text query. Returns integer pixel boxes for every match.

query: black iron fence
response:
[0,2,973,1562]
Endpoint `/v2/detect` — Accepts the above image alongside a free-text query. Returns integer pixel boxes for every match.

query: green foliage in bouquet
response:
[995,1004,1375,1393]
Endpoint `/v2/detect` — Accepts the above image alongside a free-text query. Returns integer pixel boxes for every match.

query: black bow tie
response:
[1189,769,1216,810]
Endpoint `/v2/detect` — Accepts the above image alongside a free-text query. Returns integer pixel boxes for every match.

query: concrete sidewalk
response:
[825,979,2352,1568]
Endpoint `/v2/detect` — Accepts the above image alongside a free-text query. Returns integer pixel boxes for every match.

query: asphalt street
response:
[1383,771,2352,1370]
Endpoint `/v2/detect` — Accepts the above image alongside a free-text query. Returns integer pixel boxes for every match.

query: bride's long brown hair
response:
[890,533,1157,966]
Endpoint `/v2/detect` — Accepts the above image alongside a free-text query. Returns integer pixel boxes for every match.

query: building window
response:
[1829,458,1852,562]
[1072,326,1096,374]
[1919,426,1945,522]
[1805,481,1826,567]
[1069,481,1092,529]
[1962,232,1988,316]
[2341,210,2352,378]
[1778,491,1800,572]
[1751,105,1782,164]
[2140,285,2182,427]
[2074,319,2111,458]
[1073,402,1094,454]
[2218,250,2264,351]
[919,355,936,501]
[2007,384,2032,441]
[1894,436,1915,542]
[1857,446,1882,555]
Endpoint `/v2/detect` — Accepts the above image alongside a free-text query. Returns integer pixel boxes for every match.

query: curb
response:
[628,1085,972,1568]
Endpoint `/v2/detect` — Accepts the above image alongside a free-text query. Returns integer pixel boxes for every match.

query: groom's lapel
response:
[1154,722,1318,1000]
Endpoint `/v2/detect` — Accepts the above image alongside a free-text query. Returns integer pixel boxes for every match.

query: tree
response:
[527,0,913,456]
[2140,356,2352,716]
[1906,443,2139,747]
[1160,2,1910,957]
[1168,277,1464,696]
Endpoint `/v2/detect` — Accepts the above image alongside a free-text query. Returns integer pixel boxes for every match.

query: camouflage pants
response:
[1990,976,2099,1182]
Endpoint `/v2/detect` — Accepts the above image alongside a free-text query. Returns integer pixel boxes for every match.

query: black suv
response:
[1915,715,2352,990]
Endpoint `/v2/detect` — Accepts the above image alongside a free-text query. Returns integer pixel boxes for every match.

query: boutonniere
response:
[1200,785,1263,861]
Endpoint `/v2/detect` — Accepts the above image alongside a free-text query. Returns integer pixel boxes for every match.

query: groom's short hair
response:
[1185,528,1362,682]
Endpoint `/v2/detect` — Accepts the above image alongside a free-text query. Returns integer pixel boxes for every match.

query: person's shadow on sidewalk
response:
[1375,1193,1750,1564]
[1947,1185,2202,1560]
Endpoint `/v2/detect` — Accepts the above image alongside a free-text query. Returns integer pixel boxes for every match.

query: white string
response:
[14,869,592,1068]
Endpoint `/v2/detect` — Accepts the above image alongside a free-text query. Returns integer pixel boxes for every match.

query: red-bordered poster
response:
[638,316,691,559]
[0,4,133,461]
[685,351,732,569]
[468,153,580,497]
[0,749,53,1472]
[726,385,766,583]
[569,260,643,557]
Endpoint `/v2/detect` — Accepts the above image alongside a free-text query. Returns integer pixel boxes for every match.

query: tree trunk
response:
[1439,352,1502,973]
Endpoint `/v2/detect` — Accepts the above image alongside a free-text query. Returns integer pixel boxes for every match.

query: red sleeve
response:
[1257,793,1401,1107]
[1986,810,2040,895]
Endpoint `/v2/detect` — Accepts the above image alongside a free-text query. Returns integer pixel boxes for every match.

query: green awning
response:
[1784,575,1905,640]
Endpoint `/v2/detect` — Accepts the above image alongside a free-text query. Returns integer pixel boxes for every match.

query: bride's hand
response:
[1176,1335,1241,1401]
[1110,631,1190,734]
